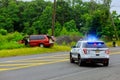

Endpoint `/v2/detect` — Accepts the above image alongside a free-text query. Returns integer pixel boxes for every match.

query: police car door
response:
[72,42,81,59]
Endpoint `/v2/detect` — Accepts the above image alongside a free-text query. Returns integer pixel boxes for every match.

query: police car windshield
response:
[83,42,107,48]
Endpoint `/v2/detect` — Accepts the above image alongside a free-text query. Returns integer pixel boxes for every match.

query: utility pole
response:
[52,0,56,36]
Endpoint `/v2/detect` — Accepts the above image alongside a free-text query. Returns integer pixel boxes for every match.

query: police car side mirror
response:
[71,46,76,48]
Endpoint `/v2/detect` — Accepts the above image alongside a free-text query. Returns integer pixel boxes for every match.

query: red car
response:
[23,35,55,47]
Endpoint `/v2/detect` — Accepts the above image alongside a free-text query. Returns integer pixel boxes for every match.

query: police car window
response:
[84,42,107,48]
[76,42,81,48]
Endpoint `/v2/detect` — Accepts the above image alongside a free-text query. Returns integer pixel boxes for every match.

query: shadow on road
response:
[81,63,104,68]
[73,62,104,68]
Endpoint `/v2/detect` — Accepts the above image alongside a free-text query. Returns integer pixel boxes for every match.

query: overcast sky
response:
[22,0,120,14]
[110,0,120,14]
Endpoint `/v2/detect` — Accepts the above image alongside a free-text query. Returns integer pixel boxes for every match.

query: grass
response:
[0,41,120,58]
[106,41,120,47]
[0,45,71,58]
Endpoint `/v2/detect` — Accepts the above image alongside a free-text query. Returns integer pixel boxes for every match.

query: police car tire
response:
[103,61,109,66]
[78,55,83,66]
[70,53,75,63]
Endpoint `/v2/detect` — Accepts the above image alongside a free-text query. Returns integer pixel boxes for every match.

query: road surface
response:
[0,47,120,80]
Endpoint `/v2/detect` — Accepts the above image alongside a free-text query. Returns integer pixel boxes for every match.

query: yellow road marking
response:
[3,54,68,63]
[0,59,68,72]
[0,52,120,72]
[0,64,28,66]
[110,52,120,55]
[0,58,68,67]
[0,68,9,71]
[0,54,69,72]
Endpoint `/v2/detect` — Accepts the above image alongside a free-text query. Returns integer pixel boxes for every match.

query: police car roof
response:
[78,40,104,43]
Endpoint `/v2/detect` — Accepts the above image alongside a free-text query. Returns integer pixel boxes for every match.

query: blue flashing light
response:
[98,43,102,46]
[86,35,98,41]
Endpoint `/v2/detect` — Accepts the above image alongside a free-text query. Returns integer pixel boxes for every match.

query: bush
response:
[0,32,25,50]
[0,41,25,50]
[0,29,7,35]
[6,32,24,41]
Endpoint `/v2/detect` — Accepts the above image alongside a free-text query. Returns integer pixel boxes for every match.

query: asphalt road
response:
[0,47,120,80]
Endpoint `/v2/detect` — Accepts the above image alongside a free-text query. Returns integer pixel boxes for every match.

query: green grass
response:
[0,45,71,58]
[0,41,25,50]
[0,41,120,58]
[106,41,120,47]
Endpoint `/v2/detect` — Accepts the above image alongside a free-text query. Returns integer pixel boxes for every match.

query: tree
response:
[63,20,77,32]
[56,0,73,25]
[0,0,119,40]
[38,6,52,34]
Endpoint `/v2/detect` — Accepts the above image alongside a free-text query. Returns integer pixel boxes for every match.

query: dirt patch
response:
[56,35,82,45]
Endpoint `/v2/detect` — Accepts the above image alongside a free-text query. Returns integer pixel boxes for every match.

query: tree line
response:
[0,0,120,41]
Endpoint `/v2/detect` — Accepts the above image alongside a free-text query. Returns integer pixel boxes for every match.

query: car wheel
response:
[78,55,83,66]
[39,44,44,47]
[70,53,75,63]
[103,60,109,66]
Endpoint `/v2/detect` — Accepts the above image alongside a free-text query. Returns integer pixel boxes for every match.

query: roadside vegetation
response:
[0,32,24,50]
[0,31,119,58]
[0,45,71,58]
[0,40,119,58]
[106,41,120,47]
[0,0,120,41]
[0,0,120,57]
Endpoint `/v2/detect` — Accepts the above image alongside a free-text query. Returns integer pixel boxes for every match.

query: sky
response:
[22,0,120,14]
[110,0,120,14]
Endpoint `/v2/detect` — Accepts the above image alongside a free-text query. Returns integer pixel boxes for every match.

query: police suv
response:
[70,40,109,66]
